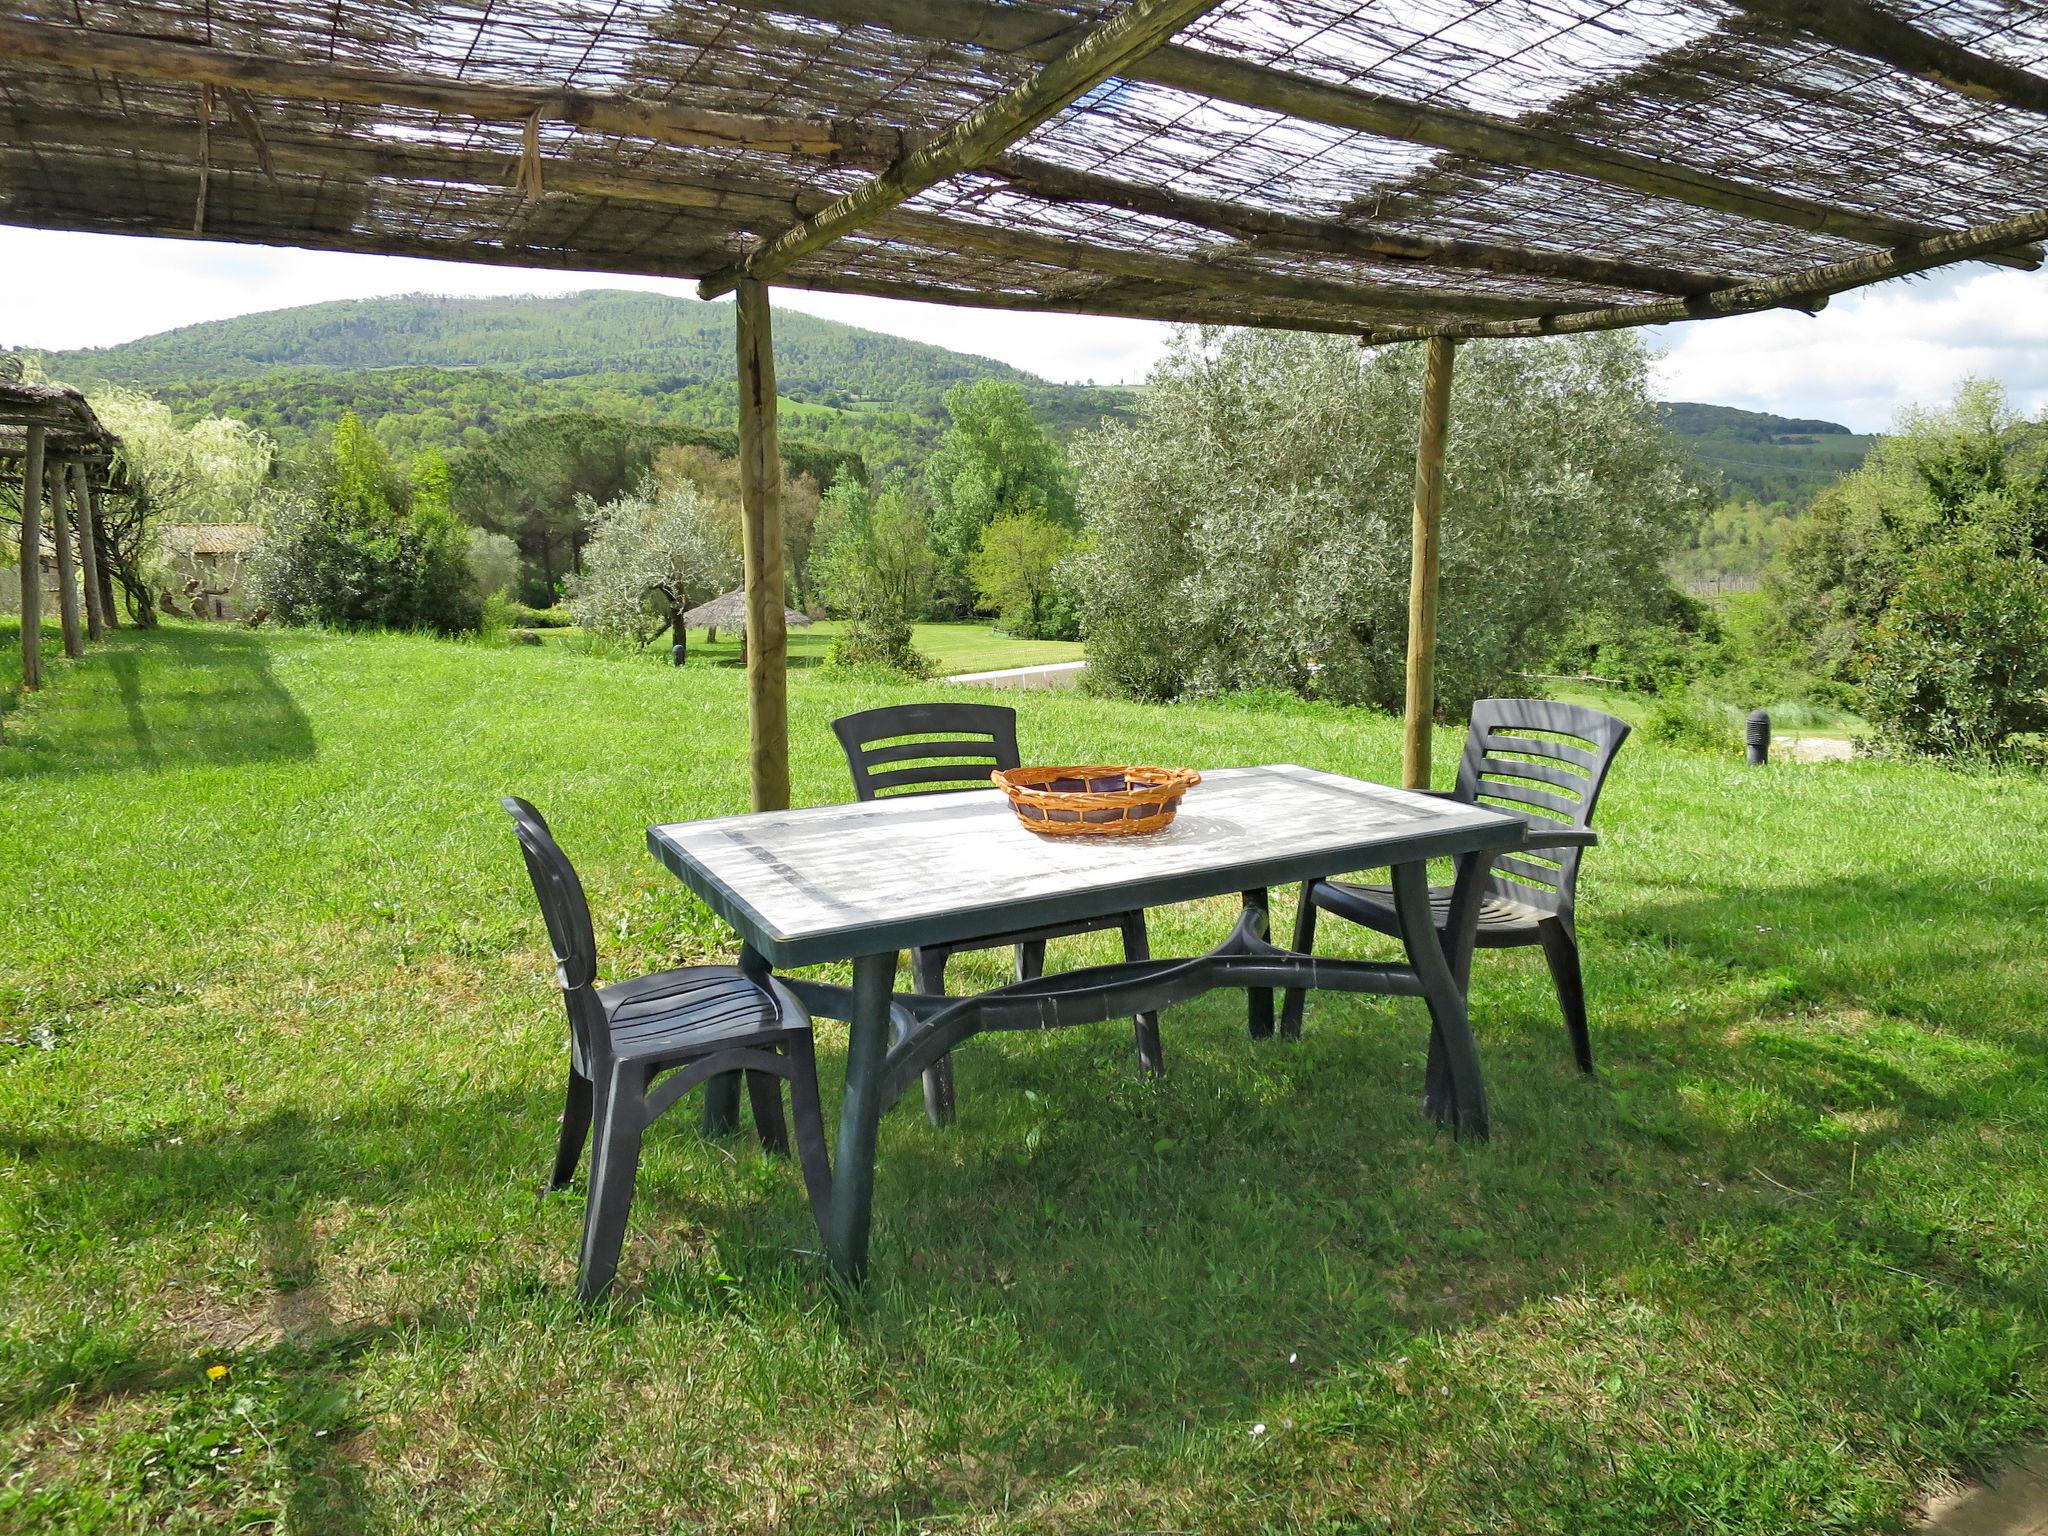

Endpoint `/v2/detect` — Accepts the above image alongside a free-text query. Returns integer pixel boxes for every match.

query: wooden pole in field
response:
[72,460,105,642]
[736,278,789,813]
[1402,335,1457,791]
[18,425,46,691]
[49,458,82,659]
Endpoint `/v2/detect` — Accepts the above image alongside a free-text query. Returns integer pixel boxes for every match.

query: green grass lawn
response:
[2,618,2044,1533]
[533,620,1083,677]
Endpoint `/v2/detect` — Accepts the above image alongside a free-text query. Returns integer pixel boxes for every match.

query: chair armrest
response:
[1513,822,1598,852]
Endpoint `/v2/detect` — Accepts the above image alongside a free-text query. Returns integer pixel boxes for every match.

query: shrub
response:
[826,623,933,677]
[248,415,478,636]
[1858,544,2048,759]
[814,473,934,674]
[970,513,1079,640]
[1781,377,2048,689]
[509,603,574,629]
[1642,688,1732,753]
[465,528,522,600]
[1553,582,1718,693]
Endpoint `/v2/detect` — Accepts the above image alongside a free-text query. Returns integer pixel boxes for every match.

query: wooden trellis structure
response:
[2,0,2044,794]
[1,378,121,705]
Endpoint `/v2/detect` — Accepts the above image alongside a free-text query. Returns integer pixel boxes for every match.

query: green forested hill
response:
[35,290,1139,473]
[1657,400,1879,505]
[1656,403,1880,593]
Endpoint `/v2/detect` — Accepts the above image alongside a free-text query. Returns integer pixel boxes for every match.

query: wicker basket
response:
[990,765,1202,837]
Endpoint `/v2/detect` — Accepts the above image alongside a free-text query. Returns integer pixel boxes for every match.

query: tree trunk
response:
[93,509,120,628]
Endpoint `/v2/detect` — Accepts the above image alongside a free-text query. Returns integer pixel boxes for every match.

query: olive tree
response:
[1066,329,1700,712]
[569,479,737,654]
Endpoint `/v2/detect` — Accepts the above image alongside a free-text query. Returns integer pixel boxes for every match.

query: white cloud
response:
[1648,263,2048,433]
[0,226,1172,385]
[5,227,2047,428]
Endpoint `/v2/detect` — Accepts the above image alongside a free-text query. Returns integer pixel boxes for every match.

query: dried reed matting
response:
[0,1,2044,338]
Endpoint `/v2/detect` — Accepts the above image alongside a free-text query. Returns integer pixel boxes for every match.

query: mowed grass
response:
[534,619,1084,676]
[1,619,2045,1534]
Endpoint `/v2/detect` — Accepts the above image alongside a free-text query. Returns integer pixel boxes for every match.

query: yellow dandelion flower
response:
[206,1363,229,1381]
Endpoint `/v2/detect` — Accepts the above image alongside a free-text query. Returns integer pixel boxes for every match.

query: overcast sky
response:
[3,225,2045,434]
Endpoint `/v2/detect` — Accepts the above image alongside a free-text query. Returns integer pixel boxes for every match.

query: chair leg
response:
[1015,940,1047,982]
[1280,882,1320,1038]
[1537,920,1594,1074]
[782,1034,835,1235]
[911,947,957,1128]
[578,1068,646,1303]
[746,1068,790,1155]
[550,1067,593,1190]
[1119,911,1165,1077]
[702,1070,743,1138]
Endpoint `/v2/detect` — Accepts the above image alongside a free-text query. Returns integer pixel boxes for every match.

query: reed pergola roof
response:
[2,0,2045,341]
[0,377,120,487]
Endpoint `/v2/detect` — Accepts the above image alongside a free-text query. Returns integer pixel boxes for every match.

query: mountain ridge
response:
[20,291,1872,502]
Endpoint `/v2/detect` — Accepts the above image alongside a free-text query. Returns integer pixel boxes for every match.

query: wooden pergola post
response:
[18,424,45,691]
[72,460,105,642]
[49,458,83,659]
[1402,335,1457,791]
[735,278,789,814]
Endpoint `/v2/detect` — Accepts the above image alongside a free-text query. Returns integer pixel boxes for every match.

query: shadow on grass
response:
[9,865,2048,1523]
[0,622,315,777]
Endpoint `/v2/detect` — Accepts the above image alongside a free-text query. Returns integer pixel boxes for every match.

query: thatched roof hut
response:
[683,589,812,632]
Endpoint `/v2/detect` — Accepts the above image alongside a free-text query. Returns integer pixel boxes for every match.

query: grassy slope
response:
[539,621,1083,676]
[1,621,2043,1534]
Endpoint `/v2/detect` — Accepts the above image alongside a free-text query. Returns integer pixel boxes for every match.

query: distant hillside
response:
[33,291,1139,473]
[1657,400,1879,506]
[26,300,1886,598]
[1656,403,1882,594]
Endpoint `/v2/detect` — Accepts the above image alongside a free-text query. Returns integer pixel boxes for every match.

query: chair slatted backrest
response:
[833,702,1022,801]
[1452,700,1629,918]
[502,797,607,1064]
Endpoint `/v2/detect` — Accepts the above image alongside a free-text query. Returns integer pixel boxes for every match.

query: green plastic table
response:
[649,764,1526,1282]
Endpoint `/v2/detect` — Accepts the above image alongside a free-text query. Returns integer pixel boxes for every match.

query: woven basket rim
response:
[989,764,1202,805]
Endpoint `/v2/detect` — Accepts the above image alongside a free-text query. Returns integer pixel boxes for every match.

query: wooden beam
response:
[1360,202,2048,343]
[697,0,1226,298]
[757,0,2037,265]
[879,208,1576,321]
[0,17,900,163]
[774,271,1382,333]
[15,103,1711,299]
[992,154,1730,297]
[72,459,105,643]
[7,106,1566,323]
[1734,0,2048,115]
[2,105,805,224]
[736,280,789,814]
[19,425,44,692]
[0,190,1388,333]
[1403,337,1456,792]
[49,459,82,659]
